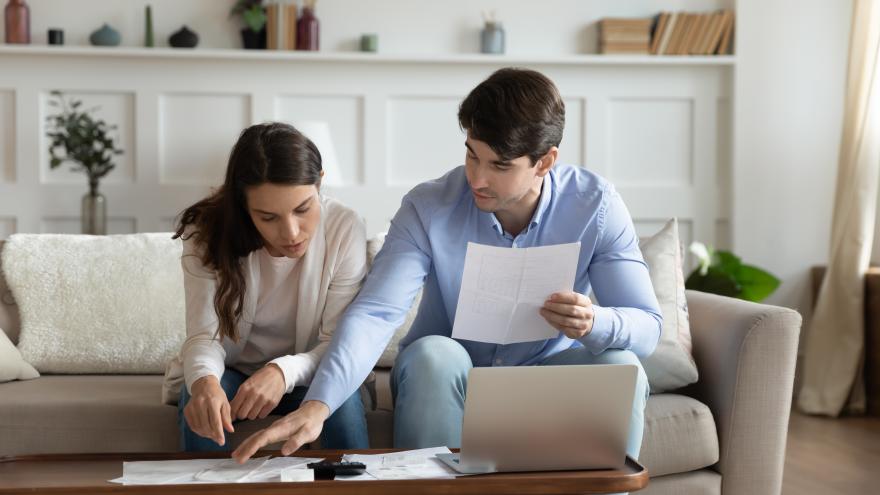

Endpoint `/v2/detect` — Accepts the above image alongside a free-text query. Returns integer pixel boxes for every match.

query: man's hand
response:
[232,400,330,463]
[183,375,234,446]
[540,291,595,339]
[229,363,287,421]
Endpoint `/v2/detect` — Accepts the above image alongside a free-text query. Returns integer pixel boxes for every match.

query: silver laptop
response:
[437,364,637,474]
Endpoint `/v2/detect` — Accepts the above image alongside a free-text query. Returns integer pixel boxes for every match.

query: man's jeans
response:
[178,368,370,451]
[390,335,650,459]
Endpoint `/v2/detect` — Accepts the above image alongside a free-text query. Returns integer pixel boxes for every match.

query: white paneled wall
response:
[159,93,251,185]
[0,49,732,252]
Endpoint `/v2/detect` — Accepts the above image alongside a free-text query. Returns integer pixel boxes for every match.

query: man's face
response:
[464,136,545,214]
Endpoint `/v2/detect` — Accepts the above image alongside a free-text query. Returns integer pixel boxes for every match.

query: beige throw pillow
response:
[0,327,39,382]
[638,218,698,393]
[2,234,185,374]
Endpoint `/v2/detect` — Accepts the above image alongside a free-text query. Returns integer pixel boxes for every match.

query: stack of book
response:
[650,10,735,56]
[599,18,653,54]
[266,2,297,50]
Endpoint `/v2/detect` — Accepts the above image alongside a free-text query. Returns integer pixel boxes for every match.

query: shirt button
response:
[494,358,502,366]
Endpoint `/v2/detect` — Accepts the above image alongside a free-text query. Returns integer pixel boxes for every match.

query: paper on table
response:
[279,467,315,482]
[343,446,459,480]
[193,457,270,483]
[242,457,323,482]
[452,242,581,344]
[109,456,322,485]
[111,459,221,485]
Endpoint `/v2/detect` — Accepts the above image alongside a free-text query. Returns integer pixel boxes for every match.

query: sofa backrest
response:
[0,240,22,344]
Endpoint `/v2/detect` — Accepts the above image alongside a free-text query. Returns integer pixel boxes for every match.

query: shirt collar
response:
[483,169,555,237]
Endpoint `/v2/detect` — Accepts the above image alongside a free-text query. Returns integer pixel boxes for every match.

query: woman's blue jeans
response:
[178,367,369,451]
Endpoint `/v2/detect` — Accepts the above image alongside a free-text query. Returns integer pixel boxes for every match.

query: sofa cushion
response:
[0,375,180,456]
[639,469,721,495]
[639,394,719,477]
[639,219,699,393]
[2,234,185,374]
[0,328,38,383]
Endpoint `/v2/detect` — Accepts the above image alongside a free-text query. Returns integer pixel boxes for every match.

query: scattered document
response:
[244,456,322,482]
[193,457,270,483]
[452,242,581,344]
[109,456,322,485]
[342,446,460,480]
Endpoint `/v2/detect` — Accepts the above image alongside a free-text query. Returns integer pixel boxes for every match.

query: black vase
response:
[169,25,198,48]
[240,27,266,49]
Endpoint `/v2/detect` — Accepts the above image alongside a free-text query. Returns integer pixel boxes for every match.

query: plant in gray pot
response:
[230,0,267,49]
[45,91,123,235]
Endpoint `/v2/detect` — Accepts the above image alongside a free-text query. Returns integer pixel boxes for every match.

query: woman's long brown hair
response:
[173,123,323,342]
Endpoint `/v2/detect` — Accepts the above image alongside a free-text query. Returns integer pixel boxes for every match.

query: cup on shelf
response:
[360,33,378,53]
[47,28,64,45]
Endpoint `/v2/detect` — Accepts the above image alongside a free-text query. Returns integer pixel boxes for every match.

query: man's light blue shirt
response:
[305,164,662,412]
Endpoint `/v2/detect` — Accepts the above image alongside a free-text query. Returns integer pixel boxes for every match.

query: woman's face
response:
[245,182,321,258]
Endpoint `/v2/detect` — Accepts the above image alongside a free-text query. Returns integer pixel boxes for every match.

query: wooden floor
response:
[783,410,880,494]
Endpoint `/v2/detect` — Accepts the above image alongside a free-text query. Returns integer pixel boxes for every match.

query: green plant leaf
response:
[44,91,124,181]
[242,5,267,32]
[736,264,781,302]
[714,250,742,274]
[685,267,741,298]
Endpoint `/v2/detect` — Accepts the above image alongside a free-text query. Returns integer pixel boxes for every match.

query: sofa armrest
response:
[683,290,801,495]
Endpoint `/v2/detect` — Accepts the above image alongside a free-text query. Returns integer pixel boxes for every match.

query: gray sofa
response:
[0,239,801,495]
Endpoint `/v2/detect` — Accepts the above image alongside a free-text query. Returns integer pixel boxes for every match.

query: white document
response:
[109,456,322,485]
[111,459,222,485]
[279,468,315,482]
[452,242,581,344]
[342,446,459,480]
[240,457,323,482]
[193,457,271,483]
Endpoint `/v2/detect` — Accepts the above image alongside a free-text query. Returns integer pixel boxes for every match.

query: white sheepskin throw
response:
[2,233,185,374]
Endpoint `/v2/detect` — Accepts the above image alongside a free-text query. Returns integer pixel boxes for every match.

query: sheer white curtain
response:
[799,0,880,416]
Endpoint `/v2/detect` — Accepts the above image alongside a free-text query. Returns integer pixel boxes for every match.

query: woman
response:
[162,122,369,451]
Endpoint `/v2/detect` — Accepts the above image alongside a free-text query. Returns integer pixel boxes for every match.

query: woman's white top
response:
[161,196,367,404]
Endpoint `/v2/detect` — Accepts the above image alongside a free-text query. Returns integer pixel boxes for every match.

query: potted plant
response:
[230,0,267,49]
[686,242,781,302]
[45,91,124,235]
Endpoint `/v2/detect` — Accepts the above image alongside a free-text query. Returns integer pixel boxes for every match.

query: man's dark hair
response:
[458,67,565,165]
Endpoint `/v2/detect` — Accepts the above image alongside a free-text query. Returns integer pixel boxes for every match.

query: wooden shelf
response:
[0,45,736,66]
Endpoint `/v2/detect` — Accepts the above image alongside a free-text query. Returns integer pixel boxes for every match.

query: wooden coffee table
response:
[0,450,648,494]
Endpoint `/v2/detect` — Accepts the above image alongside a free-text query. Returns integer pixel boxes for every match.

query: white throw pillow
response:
[638,219,698,393]
[0,327,39,382]
[2,234,185,374]
[368,234,422,368]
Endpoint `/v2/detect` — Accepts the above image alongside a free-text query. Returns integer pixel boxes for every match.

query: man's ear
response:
[535,147,558,177]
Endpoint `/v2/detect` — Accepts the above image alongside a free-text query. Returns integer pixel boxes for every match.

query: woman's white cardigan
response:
[162,196,366,405]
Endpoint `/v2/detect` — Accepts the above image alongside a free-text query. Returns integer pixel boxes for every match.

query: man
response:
[233,67,662,464]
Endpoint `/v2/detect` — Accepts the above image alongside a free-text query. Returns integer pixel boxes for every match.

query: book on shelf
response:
[655,12,679,55]
[266,2,297,50]
[599,17,652,54]
[649,9,735,56]
[717,11,735,55]
[601,42,650,54]
[649,12,670,54]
